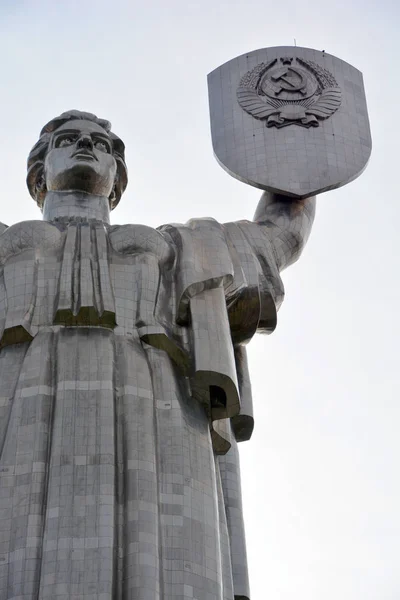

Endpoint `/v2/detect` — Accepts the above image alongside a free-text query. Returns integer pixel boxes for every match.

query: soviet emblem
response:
[237,57,342,128]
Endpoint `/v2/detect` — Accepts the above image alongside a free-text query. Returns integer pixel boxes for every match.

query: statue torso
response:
[0,219,176,349]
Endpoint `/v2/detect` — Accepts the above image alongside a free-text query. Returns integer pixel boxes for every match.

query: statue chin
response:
[47,163,113,198]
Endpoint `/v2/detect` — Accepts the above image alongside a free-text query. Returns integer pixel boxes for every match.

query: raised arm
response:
[253,191,316,271]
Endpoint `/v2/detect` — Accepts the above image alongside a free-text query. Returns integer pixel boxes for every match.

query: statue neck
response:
[42,191,111,224]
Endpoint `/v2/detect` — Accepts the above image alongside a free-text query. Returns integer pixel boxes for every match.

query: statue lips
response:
[71,150,97,162]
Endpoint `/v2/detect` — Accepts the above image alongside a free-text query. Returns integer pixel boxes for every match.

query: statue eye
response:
[94,140,109,153]
[58,136,75,147]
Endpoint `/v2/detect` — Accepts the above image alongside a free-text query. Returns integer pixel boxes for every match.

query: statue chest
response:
[0,220,174,348]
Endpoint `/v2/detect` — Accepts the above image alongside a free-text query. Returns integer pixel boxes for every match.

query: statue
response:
[0,46,370,600]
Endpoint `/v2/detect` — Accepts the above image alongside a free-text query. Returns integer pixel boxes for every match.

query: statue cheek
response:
[110,155,117,172]
[107,158,118,180]
[97,154,116,174]
[43,153,55,183]
[43,152,52,172]
[44,150,62,178]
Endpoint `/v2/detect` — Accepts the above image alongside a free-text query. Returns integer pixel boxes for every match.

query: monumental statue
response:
[0,47,370,599]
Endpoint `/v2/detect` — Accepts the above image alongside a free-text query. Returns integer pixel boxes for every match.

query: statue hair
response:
[27,110,128,210]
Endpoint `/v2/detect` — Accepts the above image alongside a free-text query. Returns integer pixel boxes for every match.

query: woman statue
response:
[0,110,315,599]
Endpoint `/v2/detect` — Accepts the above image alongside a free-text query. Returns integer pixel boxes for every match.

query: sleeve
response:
[158,199,316,451]
[253,190,316,271]
[223,191,316,330]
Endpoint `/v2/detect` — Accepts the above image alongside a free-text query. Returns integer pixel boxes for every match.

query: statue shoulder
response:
[158,217,226,247]
[0,220,62,264]
[108,223,173,264]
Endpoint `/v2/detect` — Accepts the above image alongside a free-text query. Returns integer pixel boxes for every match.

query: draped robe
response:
[0,196,314,600]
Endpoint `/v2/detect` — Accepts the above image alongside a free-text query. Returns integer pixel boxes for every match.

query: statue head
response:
[27,110,128,210]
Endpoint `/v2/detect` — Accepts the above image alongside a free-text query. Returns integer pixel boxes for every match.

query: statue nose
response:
[77,135,93,150]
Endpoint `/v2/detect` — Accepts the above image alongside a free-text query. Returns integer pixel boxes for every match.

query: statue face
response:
[44,120,117,197]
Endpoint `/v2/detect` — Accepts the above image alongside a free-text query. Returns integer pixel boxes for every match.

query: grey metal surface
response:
[208,46,371,198]
[0,103,326,599]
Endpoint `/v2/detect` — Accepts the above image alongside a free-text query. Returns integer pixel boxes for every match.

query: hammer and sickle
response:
[271,67,307,96]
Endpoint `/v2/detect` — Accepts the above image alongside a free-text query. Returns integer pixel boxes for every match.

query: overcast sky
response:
[0,1,399,598]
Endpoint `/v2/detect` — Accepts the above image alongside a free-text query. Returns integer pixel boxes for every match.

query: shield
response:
[208,46,371,198]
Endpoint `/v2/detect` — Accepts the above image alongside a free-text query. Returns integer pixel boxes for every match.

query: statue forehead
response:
[53,119,109,136]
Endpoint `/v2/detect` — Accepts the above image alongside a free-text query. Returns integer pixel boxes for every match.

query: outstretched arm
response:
[253,191,316,271]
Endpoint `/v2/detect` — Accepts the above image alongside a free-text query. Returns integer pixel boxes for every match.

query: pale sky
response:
[0,1,399,598]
